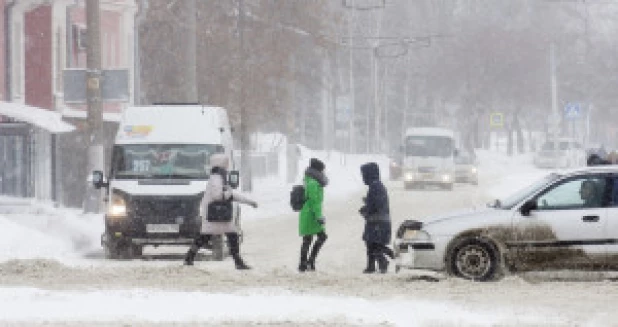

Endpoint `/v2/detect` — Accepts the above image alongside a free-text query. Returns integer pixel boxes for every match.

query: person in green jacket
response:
[298,158,328,272]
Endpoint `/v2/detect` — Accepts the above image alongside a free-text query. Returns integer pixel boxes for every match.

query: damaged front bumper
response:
[394,239,436,271]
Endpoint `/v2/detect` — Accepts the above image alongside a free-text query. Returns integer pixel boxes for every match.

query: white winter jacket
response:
[200,154,255,234]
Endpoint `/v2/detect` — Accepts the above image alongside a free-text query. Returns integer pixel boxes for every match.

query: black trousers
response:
[190,233,241,256]
[365,241,389,259]
[301,231,328,262]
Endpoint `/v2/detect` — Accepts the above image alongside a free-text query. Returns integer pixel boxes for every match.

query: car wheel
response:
[448,238,500,281]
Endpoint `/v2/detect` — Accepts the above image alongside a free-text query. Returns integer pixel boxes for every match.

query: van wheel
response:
[104,235,140,260]
[447,238,500,281]
[211,235,225,261]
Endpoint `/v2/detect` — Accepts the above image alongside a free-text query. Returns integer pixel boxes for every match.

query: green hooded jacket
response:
[299,175,325,236]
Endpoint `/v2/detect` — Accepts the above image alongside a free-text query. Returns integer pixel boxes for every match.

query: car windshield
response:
[455,154,474,164]
[405,136,453,157]
[111,144,224,180]
[494,173,561,209]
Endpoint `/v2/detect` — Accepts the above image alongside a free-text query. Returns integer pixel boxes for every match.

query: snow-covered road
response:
[1,151,617,326]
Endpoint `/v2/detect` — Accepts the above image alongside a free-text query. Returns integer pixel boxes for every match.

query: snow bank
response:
[0,202,102,262]
[0,287,564,326]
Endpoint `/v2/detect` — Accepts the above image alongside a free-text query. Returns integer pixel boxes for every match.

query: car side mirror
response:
[92,170,108,189]
[229,170,240,189]
[520,200,538,216]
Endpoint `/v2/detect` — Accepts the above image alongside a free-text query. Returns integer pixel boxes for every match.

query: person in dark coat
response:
[298,158,328,272]
[359,162,394,273]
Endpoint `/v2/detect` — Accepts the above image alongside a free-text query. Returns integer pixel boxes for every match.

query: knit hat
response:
[310,158,325,172]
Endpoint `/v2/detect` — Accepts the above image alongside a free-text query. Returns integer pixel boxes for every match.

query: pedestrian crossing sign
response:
[490,113,504,127]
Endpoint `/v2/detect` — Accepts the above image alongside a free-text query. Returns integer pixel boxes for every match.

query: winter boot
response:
[307,232,327,271]
[184,249,197,266]
[377,254,389,274]
[299,236,312,272]
[232,254,251,270]
[363,255,376,274]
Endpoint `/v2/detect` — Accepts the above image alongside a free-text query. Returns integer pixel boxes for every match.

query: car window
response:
[536,177,606,210]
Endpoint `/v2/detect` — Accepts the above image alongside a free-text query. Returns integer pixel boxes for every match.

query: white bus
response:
[401,127,456,190]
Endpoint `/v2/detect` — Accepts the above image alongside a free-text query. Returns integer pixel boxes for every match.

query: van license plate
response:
[146,224,179,233]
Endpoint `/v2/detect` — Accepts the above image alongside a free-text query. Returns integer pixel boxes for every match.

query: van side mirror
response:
[229,170,240,189]
[519,200,537,216]
[92,170,108,189]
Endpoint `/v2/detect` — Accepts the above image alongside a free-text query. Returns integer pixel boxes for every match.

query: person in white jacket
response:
[184,154,258,269]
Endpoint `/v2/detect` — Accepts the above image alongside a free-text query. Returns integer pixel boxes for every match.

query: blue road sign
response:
[564,103,581,119]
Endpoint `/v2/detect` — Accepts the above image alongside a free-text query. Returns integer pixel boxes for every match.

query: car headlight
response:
[390,161,399,168]
[108,192,127,217]
[441,174,451,181]
[470,167,478,174]
[405,172,415,181]
[401,229,430,241]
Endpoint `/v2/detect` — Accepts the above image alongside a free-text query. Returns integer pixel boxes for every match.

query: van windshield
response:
[405,136,453,157]
[111,144,224,180]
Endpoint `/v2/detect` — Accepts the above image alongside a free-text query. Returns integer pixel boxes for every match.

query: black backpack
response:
[290,185,306,211]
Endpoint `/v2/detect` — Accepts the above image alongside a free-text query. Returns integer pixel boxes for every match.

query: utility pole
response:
[347,6,356,153]
[238,0,252,192]
[84,0,104,213]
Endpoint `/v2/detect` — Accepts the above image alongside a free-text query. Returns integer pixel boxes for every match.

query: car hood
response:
[419,206,513,237]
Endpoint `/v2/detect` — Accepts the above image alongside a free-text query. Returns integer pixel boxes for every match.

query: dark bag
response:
[207,198,233,222]
[207,173,233,222]
[290,185,306,211]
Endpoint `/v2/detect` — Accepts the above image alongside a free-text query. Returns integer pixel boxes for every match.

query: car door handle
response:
[582,215,600,222]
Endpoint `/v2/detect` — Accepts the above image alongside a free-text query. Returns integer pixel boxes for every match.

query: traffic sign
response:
[564,103,581,120]
[489,112,504,127]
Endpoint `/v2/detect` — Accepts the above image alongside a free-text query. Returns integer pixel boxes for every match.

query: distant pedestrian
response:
[298,158,328,272]
[184,154,258,269]
[359,162,394,274]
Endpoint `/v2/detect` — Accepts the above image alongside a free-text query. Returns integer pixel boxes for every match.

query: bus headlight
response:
[108,192,127,217]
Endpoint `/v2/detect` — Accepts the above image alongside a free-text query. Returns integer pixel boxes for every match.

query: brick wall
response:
[24,4,53,110]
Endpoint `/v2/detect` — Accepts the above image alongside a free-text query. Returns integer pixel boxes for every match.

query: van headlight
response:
[108,192,127,217]
[401,229,430,241]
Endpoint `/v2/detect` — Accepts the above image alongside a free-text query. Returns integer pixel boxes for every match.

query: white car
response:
[394,166,618,281]
[534,138,586,169]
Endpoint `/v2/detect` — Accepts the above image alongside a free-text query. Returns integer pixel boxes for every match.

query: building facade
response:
[1,0,135,206]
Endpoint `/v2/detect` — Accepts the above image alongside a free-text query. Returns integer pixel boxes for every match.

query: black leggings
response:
[301,232,328,260]
[190,233,241,256]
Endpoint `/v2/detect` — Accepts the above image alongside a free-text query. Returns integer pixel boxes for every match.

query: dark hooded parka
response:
[360,162,391,245]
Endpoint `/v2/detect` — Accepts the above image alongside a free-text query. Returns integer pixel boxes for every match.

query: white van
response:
[401,127,456,190]
[92,105,240,259]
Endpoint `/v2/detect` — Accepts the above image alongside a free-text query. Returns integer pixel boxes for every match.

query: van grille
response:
[129,196,201,220]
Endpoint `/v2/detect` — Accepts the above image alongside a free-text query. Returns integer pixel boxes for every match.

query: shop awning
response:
[0,101,75,133]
